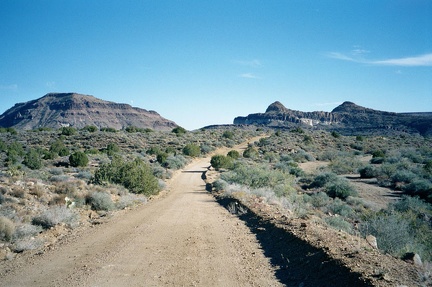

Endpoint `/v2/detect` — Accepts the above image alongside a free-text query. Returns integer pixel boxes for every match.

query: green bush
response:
[359,165,377,178]
[324,179,357,200]
[60,126,77,136]
[172,126,187,135]
[310,172,339,188]
[157,152,168,165]
[221,162,295,191]
[106,143,120,156]
[210,155,233,170]
[183,144,200,157]
[69,151,89,167]
[100,127,117,132]
[82,125,98,132]
[227,150,240,159]
[325,216,353,234]
[243,147,259,159]
[93,157,160,196]
[87,192,115,211]
[23,148,43,170]
[49,139,69,157]
[222,131,234,139]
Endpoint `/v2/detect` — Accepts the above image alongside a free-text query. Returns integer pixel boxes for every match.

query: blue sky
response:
[1,1,431,130]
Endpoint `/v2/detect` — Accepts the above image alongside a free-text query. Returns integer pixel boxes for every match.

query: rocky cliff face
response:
[234,101,432,136]
[0,93,178,131]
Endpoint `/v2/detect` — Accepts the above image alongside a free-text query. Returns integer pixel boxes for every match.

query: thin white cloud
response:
[235,59,262,67]
[372,53,432,66]
[327,51,432,67]
[0,84,18,90]
[239,73,261,79]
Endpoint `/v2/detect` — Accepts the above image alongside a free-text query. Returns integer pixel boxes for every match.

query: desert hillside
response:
[0,124,431,286]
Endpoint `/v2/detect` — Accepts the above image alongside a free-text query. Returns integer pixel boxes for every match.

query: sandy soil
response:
[0,143,282,286]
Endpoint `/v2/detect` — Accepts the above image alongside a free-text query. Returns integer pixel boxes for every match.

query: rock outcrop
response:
[234,101,432,136]
[0,93,178,131]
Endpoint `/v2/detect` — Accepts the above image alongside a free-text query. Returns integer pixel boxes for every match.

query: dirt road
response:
[1,153,283,286]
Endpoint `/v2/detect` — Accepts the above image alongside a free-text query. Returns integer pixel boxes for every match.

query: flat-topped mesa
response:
[0,93,178,131]
[233,100,432,136]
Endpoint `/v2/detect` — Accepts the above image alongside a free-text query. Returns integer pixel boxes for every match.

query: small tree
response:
[69,151,89,167]
[23,148,43,170]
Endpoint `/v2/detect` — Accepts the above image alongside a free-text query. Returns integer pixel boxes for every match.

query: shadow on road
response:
[216,197,374,287]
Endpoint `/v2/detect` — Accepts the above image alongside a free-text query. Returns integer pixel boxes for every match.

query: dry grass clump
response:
[0,216,15,241]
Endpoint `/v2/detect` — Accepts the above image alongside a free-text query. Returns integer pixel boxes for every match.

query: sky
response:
[0,1,431,130]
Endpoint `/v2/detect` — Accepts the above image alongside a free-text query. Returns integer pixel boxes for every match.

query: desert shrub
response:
[164,155,187,170]
[0,216,15,241]
[49,139,69,157]
[156,152,168,165]
[183,144,200,157]
[391,170,417,187]
[49,168,64,175]
[310,172,339,188]
[69,151,89,167]
[13,238,44,252]
[310,192,332,208]
[105,143,120,156]
[93,157,160,196]
[221,162,295,191]
[12,223,43,241]
[152,164,171,179]
[82,125,98,132]
[291,149,315,163]
[325,216,353,234]
[60,126,77,136]
[222,131,234,139]
[100,127,117,132]
[32,206,79,229]
[200,144,214,154]
[403,179,432,201]
[326,198,355,218]
[75,171,92,179]
[329,155,363,175]
[359,165,377,178]
[243,147,259,159]
[87,192,115,211]
[212,179,228,192]
[172,126,187,135]
[210,155,233,170]
[116,193,147,209]
[23,148,43,170]
[331,131,340,138]
[360,213,413,257]
[146,146,162,155]
[0,127,17,134]
[227,150,240,159]
[324,179,358,200]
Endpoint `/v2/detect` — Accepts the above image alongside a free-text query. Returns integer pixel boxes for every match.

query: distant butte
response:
[0,93,178,131]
